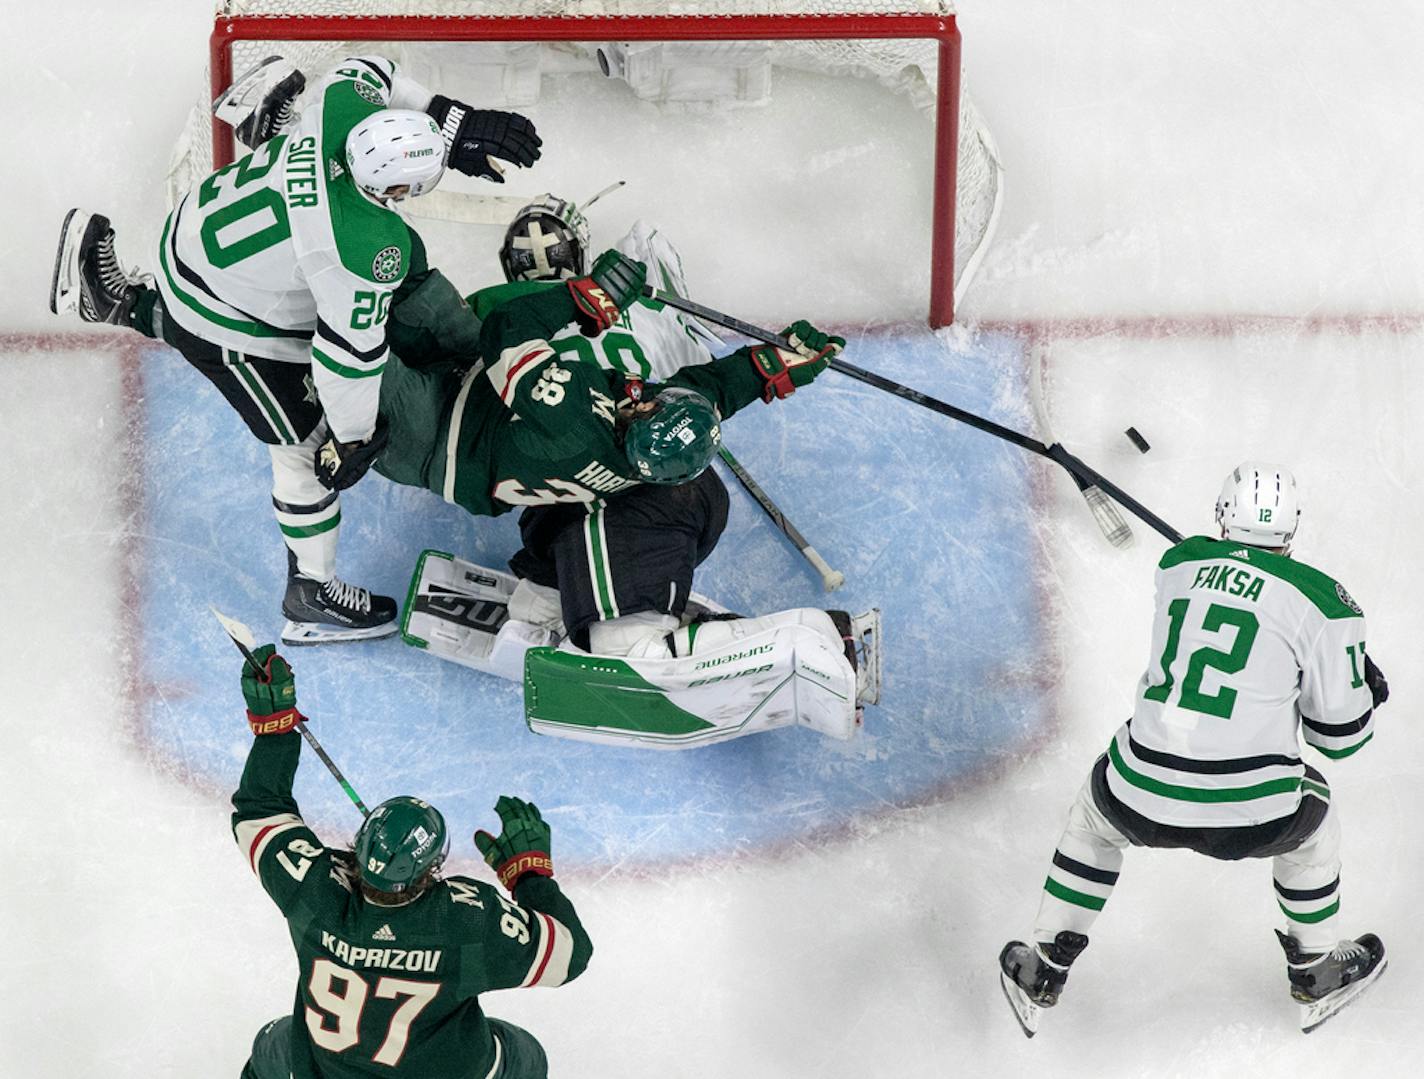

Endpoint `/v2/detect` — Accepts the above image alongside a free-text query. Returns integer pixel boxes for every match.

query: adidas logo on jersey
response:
[373,924,396,942]
[1230,548,1252,559]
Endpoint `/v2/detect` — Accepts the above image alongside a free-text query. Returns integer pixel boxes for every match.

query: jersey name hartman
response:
[574,460,638,495]
[320,931,443,972]
[1189,563,1264,602]
[285,137,321,208]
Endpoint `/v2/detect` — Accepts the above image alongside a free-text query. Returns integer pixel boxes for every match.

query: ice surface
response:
[5,2,1423,1076]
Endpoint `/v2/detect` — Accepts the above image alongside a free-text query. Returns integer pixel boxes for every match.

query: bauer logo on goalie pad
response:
[414,589,509,634]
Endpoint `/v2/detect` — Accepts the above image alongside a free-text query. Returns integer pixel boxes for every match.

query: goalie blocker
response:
[402,550,880,750]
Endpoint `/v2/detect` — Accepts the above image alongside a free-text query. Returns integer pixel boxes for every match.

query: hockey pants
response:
[241,1014,550,1079]
[1034,771,1344,953]
[132,289,340,581]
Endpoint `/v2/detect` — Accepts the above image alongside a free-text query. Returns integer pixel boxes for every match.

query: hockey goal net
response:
[176,1,1002,326]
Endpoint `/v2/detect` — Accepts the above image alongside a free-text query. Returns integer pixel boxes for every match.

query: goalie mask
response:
[345,109,447,202]
[1215,461,1300,551]
[353,796,450,900]
[624,387,721,484]
[500,194,590,282]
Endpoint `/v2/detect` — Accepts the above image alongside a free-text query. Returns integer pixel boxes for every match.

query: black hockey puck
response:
[1125,427,1151,454]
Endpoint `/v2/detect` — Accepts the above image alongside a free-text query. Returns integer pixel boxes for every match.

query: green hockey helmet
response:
[624,387,721,484]
[353,796,450,898]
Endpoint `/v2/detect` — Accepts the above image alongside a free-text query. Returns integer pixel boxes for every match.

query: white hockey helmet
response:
[1215,461,1300,550]
[345,109,446,202]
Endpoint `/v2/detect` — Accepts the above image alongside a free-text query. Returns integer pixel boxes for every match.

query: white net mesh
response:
[176,0,999,317]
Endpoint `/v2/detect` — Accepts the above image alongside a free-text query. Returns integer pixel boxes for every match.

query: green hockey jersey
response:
[378,283,768,517]
[232,732,592,1079]
[158,56,432,443]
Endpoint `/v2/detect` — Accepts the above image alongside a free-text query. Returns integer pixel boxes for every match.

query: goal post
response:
[195,2,998,326]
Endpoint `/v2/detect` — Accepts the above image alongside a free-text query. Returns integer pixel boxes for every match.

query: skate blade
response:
[49,207,84,316]
[213,55,290,118]
[1299,957,1388,1033]
[999,971,1042,1038]
[280,618,399,646]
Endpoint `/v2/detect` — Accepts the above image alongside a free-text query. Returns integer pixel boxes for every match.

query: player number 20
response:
[305,958,440,1067]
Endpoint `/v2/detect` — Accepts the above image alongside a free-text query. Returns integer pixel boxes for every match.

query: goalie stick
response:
[716,444,845,592]
[641,286,1184,546]
[210,607,370,817]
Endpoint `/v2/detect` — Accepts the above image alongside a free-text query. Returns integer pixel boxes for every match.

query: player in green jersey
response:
[233,644,590,1078]
[375,247,838,516]
[999,463,1390,1036]
[50,54,541,645]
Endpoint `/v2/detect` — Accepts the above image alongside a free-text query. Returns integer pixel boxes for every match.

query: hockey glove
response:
[428,96,542,182]
[314,418,389,492]
[241,644,303,735]
[748,320,845,402]
[1364,654,1389,708]
[568,249,647,337]
[236,67,306,150]
[473,795,554,891]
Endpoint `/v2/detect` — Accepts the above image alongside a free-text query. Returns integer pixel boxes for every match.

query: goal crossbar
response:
[210,12,963,324]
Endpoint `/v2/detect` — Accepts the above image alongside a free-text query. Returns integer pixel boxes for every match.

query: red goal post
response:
[202,2,996,327]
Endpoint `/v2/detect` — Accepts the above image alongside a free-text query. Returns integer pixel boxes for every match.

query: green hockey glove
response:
[241,644,303,736]
[749,319,845,401]
[473,795,554,890]
[568,249,646,336]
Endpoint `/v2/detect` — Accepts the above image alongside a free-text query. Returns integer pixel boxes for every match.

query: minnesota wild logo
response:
[372,245,402,283]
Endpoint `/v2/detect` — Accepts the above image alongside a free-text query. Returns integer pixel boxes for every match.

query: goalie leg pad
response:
[524,608,864,749]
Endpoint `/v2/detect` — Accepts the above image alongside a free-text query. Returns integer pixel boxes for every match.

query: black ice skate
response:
[1276,930,1387,1033]
[282,554,399,645]
[50,209,149,325]
[998,931,1089,1038]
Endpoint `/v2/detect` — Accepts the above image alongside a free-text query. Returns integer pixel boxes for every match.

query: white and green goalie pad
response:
[400,550,556,682]
[524,608,881,750]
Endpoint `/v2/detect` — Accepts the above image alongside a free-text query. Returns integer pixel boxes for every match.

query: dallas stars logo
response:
[353,81,383,105]
[372,245,402,283]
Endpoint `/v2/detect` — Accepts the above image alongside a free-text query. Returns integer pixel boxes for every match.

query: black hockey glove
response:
[236,67,306,150]
[314,418,389,492]
[473,795,554,891]
[427,95,542,182]
[1364,654,1389,708]
[568,249,647,336]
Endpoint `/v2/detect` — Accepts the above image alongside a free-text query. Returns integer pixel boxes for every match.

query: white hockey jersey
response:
[1105,536,1375,830]
[156,57,433,443]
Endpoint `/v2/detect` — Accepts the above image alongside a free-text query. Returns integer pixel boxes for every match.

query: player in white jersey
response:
[49,55,541,644]
[1000,463,1390,1035]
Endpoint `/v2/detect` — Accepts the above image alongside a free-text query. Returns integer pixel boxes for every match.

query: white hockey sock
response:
[270,429,339,582]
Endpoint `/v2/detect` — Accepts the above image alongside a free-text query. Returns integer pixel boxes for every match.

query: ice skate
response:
[49,209,149,324]
[998,932,1088,1038]
[1276,930,1386,1033]
[282,554,399,645]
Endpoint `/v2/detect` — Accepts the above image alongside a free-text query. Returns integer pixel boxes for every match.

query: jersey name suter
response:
[320,931,442,972]
[285,136,320,209]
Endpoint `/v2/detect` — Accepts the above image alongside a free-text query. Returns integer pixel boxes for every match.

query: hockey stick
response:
[716,444,845,591]
[210,608,370,817]
[1026,341,1133,548]
[643,287,1184,546]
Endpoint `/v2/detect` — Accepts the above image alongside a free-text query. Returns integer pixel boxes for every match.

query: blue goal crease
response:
[135,329,1049,865]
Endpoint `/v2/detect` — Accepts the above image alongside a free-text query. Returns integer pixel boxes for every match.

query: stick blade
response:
[1082,486,1134,549]
[210,606,259,652]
